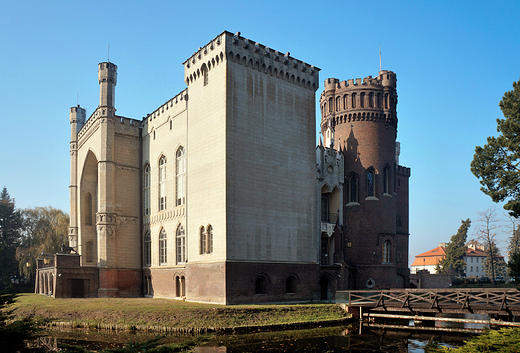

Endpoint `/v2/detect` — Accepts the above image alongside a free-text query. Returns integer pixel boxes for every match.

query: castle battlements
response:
[183,31,320,91]
[140,89,188,131]
[396,165,411,176]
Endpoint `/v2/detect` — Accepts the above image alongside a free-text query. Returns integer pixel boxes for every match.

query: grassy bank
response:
[12,294,349,330]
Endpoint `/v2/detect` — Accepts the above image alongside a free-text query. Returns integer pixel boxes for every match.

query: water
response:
[36,323,470,352]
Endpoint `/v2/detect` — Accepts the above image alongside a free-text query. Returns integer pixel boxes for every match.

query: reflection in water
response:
[38,324,471,352]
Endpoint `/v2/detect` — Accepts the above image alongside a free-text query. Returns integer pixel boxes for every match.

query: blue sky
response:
[1,1,519,261]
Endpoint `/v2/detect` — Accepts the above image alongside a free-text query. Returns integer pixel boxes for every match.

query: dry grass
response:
[12,294,348,329]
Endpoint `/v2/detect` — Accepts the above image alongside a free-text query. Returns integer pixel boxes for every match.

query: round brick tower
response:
[319,70,402,289]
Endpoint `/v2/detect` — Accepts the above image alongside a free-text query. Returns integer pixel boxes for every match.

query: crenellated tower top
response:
[182,31,320,91]
[98,62,117,108]
[319,70,398,134]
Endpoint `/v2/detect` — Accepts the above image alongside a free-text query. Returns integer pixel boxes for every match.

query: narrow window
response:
[336,96,340,111]
[351,93,357,108]
[176,225,186,264]
[85,193,92,225]
[159,156,167,211]
[328,98,333,112]
[343,94,348,110]
[349,175,358,203]
[203,67,208,86]
[255,276,266,294]
[377,93,382,108]
[383,240,391,263]
[285,276,296,294]
[159,229,167,265]
[385,93,389,109]
[176,147,186,206]
[144,164,150,215]
[369,92,374,107]
[175,276,181,297]
[321,193,329,222]
[200,226,206,255]
[144,231,151,266]
[360,92,365,108]
[367,170,375,197]
[207,225,213,253]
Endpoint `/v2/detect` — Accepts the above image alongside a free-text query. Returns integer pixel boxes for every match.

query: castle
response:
[35,31,410,303]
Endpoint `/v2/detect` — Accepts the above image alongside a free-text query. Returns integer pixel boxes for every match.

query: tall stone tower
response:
[319,71,410,289]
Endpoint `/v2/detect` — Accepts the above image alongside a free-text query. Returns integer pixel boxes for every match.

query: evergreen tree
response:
[0,188,22,289]
[508,252,520,281]
[471,78,520,217]
[436,219,471,276]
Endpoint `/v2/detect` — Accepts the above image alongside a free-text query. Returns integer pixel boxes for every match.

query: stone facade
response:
[36,31,410,303]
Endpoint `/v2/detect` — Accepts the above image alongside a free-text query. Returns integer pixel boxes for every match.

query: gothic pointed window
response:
[200,226,206,255]
[207,225,213,253]
[367,169,375,197]
[144,231,151,266]
[144,164,150,215]
[159,228,167,265]
[383,240,391,263]
[176,225,186,264]
[159,156,167,211]
[176,147,186,206]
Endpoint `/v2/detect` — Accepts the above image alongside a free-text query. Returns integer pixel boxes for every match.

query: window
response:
[176,147,185,206]
[369,92,374,107]
[176,225,186,264]
[321,194,329,222]
[144,164,150,215]
[351,93,357,108]
[470,266,473,272]
[360,92,365,108]
[328,98,333,112]
[343,94,349,110]
[383,166,390,194]
[255,276,266,295]
[383,240,391,263]
[367,170,375,197]
[159,229,167,265]
[285,276,296,294]
[144,231,151,266]
[476,266,479,272]
[377,93,382,108]
[349,175,358,203]
[476,257,479,263]
[85,193,93,225]
[159,156,167,211]
[336,96,340,111]
[207,225,213,253]
[200,226,206,254]
[202,65,208,86]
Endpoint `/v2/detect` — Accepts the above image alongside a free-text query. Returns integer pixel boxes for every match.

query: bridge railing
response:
[337,288,520,313]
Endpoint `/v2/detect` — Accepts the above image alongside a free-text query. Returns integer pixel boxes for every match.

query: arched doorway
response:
[320,275,332,301]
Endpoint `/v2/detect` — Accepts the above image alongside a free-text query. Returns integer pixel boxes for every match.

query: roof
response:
[412,244,494,268]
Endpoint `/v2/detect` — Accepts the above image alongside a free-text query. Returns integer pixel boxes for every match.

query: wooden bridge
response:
[338,288,520,316]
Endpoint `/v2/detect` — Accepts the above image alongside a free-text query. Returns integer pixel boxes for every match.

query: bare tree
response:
[475,208,502,287]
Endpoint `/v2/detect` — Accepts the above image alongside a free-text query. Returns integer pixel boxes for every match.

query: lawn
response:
[11,294,349,330]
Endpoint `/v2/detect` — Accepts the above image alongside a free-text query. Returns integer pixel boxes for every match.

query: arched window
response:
[360,92,365,108]
[85,193,93,225]
[383,240,391,263]
[175,276,181,297]
[207,225,213,253]
[144,231,151,266]
[377,93,382,108]
[328,98,333,112]
[383,166,390,194]
[159,228,167,265]
[159,156,167,211]
[285,276,296,294]
[176,147,186,206]
[367,169,375,197]
[255,276,266,295]
[176,225,186,264]
[343,94,349,110]
[336,96,341,111]
[200,226,206,254]
[369,92,374,107]
[144,164,150,215]
[349,175,358,203]
[202,64,208,86]
[385,93,389,109]
[351,93,357,108]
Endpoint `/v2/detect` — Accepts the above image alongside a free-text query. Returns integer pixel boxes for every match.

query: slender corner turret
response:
[98,62,117,108]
